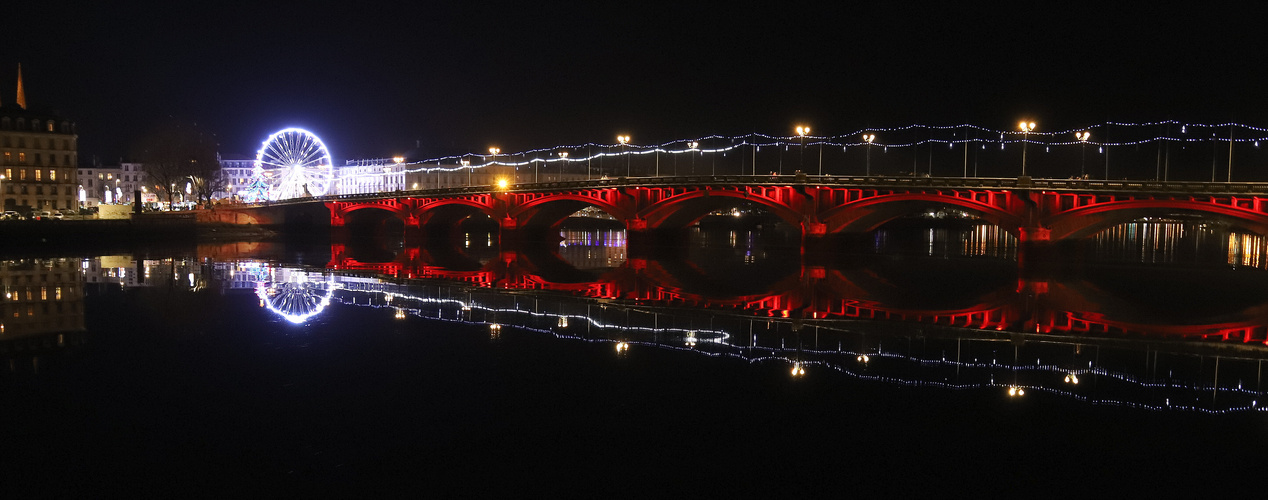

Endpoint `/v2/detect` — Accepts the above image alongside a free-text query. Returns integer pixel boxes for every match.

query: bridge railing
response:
[250,175,1268,206]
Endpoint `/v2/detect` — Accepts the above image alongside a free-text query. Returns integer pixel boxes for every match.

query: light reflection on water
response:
[230,266,1268,414]
[8,217,1268,414]
[1092,218,1268,269]
[5,248,1266,413]
[557,230,626,269]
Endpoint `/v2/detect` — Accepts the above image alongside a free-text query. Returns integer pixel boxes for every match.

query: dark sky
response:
[4,3,1264,164]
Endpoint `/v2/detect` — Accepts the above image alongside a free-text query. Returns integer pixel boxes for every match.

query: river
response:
[2,219,1266,496]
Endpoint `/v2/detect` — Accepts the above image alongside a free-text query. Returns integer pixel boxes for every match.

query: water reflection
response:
[0,258,85,349]
[557,230,626,269]
[9,214,1268,413]
[1092,217,1268,269]
[218,263,1268,414]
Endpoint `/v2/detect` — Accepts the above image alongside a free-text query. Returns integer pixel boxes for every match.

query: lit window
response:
[47,122,54,132]
[35,169,40,181]
[50,170,56,181]
[18,153,25,163]
[41,287,46,300]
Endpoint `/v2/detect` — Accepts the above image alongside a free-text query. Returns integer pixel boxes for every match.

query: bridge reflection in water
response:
[235,260,1268,414]
[195,218,1268,413]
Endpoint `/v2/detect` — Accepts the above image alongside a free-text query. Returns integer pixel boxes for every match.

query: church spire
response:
[16,63,26,109]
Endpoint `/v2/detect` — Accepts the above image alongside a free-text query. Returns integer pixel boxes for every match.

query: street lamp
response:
[862,133,876,176]
[1075,131,1090,179]
[795,125,810,175]
[688,141,699,175]
[616,135,631,177]
[557,151,568,182]
[488,147,500,187]
[1018,121,1036,177]
[461,158,472,186]
[0,174,5,212]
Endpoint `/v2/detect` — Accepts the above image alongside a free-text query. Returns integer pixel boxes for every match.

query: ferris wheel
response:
[256,128,334,199]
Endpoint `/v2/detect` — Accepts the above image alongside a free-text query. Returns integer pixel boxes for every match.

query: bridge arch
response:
[817,193,1026,236]
[411,198,499,230]
[637,187,805,230]
[507,191,632,232]
[1045,201,1268,240]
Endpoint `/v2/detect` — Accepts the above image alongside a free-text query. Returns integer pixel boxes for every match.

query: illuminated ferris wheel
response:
[256,128,334,199]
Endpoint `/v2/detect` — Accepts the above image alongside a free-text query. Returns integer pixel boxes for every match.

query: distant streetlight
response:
[862,133,876,176]
[557,151,568,182]
[795,125,810,174]
[1018,121,1036,177]
[1075,131,1091,179]
[617,135,631,177]
[462,158,472,186]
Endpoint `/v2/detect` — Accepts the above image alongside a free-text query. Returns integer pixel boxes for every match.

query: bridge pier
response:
[1018,226,1053,270]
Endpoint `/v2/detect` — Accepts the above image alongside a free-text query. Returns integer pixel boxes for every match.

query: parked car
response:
[38,211,53,220]
[50,211,65,220]
[1,211,18,220]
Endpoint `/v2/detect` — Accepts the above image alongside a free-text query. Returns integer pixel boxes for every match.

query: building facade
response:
[0,66,78,213]
[218,155,256,200]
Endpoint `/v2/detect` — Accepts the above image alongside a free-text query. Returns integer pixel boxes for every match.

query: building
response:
[218,154,256,200]
[337,158,411,195]
[76,161,146,207]
[76,164,120,207]
[119,162,145,203]
[0,65,78,213]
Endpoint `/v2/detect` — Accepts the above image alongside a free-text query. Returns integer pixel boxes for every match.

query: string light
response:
[292,120,1268,190]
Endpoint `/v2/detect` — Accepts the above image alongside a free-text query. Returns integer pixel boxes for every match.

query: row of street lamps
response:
[479,122,1105,183]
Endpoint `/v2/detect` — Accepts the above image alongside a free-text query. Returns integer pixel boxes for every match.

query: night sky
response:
[4,3,1264,164]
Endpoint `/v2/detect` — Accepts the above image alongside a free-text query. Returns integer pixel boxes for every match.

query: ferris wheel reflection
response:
[254,269,339,324]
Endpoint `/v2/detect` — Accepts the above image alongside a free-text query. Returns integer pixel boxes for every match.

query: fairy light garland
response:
[327,120,1268,186]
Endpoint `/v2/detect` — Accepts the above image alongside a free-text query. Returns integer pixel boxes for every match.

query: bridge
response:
[208,174,1268,244]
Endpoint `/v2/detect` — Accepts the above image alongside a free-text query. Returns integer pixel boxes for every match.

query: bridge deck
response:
[258,175,1268,206]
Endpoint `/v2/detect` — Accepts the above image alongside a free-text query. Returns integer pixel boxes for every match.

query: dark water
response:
[3,223,1268,496]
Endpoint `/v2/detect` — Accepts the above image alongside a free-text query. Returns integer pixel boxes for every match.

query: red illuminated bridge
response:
[210,175,1268,243]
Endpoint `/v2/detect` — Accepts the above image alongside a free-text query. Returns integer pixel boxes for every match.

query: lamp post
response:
[688,141,699,175]
[1075,131,1090,179]
[795,125,810,174]
[1018,121,1036,177]
[862,133,876,176]
[0,174,5,212]
[616,135,631,177]
[461,159,471,186]
[557,151,568,181]
[488,147,500,187]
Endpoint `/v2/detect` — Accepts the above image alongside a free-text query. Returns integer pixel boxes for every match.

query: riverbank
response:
[0,219,279,257]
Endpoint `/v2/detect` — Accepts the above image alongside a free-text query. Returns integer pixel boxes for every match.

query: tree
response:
[132,118,220,208]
